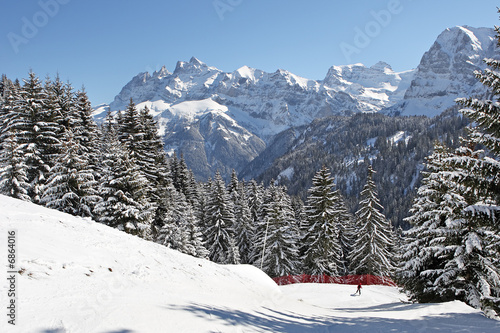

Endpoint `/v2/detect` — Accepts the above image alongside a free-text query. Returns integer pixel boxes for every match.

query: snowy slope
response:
[1,194,499,332]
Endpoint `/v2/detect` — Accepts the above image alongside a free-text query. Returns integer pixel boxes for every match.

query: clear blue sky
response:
[1,0,498,106]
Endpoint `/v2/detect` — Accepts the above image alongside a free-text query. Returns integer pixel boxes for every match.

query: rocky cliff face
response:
[384,26,496,117]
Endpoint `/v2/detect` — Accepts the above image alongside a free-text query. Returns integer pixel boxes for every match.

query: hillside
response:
[243,110,468,228]
[1,195,499,332]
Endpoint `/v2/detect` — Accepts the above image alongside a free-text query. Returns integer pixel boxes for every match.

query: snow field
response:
[1,195,499,332]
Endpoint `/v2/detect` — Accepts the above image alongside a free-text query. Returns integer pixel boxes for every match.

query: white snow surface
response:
[1,195,499,333]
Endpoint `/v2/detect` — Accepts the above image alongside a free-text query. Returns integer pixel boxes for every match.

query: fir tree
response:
[151,163,177,238]
[335,191,356,275]
[17,72,61,202]
[40,131,99,217]
[397,142,462,302]
[302,166,344,276]
[118,98,139,146]
[0,76,16,141]
[135,105,167,189]
[0,133,30,201]
[256,183,299,277]
[73,88,101,180]
[232,181,254,264]
[247,180,264,229]
[204,172,237,264]
[349,165,394,276]
[157,190,201,257]
[226,236,241,265]
[94,127,153,239]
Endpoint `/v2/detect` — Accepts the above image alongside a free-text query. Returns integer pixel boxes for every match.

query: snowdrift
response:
[0,195,280,332]
[1,194,499,332]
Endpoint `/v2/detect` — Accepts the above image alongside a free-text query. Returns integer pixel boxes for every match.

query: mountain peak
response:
[189,56,204,66]
[174,57,211,74]
[371,61,393,72]
[153,65,171,79]
[385,25,496,117]
[435,25,495,55]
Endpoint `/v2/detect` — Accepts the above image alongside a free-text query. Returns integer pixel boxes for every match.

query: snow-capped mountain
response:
[94,57,414,180]
[323,61,414,112]
[384,26,497,116]
[97,57,414,139]
[93,25,496,180]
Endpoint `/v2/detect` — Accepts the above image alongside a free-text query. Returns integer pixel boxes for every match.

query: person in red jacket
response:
[355,283,362,295]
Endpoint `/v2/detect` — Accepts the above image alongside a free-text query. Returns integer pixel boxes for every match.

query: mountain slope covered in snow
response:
[92,26,496,181]
[1,195,500,332]
[384,26,497,116]
[93,58,413,180]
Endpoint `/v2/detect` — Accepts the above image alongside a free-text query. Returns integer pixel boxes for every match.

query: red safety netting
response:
[272,274,396,286]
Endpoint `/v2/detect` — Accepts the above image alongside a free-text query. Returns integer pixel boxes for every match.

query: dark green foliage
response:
[254,183,300,277]
[302,166,347,276]
[253,111,468,229]
[204,172,237,263]
[349,166,394,276]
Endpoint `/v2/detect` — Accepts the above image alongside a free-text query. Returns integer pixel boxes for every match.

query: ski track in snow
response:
[0,194,499,333]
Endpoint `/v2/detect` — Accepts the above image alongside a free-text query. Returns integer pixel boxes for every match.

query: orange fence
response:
[272,274,396,286]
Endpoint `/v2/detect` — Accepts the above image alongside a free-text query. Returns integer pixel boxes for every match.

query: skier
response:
[355,283,362,295]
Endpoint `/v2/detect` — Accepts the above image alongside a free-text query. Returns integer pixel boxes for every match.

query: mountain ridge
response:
[93,25,496,181]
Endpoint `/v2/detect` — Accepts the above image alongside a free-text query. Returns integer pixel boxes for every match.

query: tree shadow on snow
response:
[335,302,429,313]
[167,303,500,333]
[39,329,135,333]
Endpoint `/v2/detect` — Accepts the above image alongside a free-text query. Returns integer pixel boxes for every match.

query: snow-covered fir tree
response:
[247,179,264,229]
[134,105,166,190]
[349,165,394,277]
[400,142,500,317]
[18,72,58,202]
[44,75,74,134]
[397,142,462,302]
[151,162,177,238]
[0,76,17,142]
[232,180,254,264]
[157,189,208,258]
[170,153,199,204]
[255,183,300,277]
[226,236,242,265]
[333,187,356,275]
[40,131,99,217]
[204,172,238,264]
[94,121,153,239]
[439,147,500,318]
[302,166,345,276]
[118,98,140,145]
[72,88,102,181]
[115,99,156,200]
[0,133,30,201]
